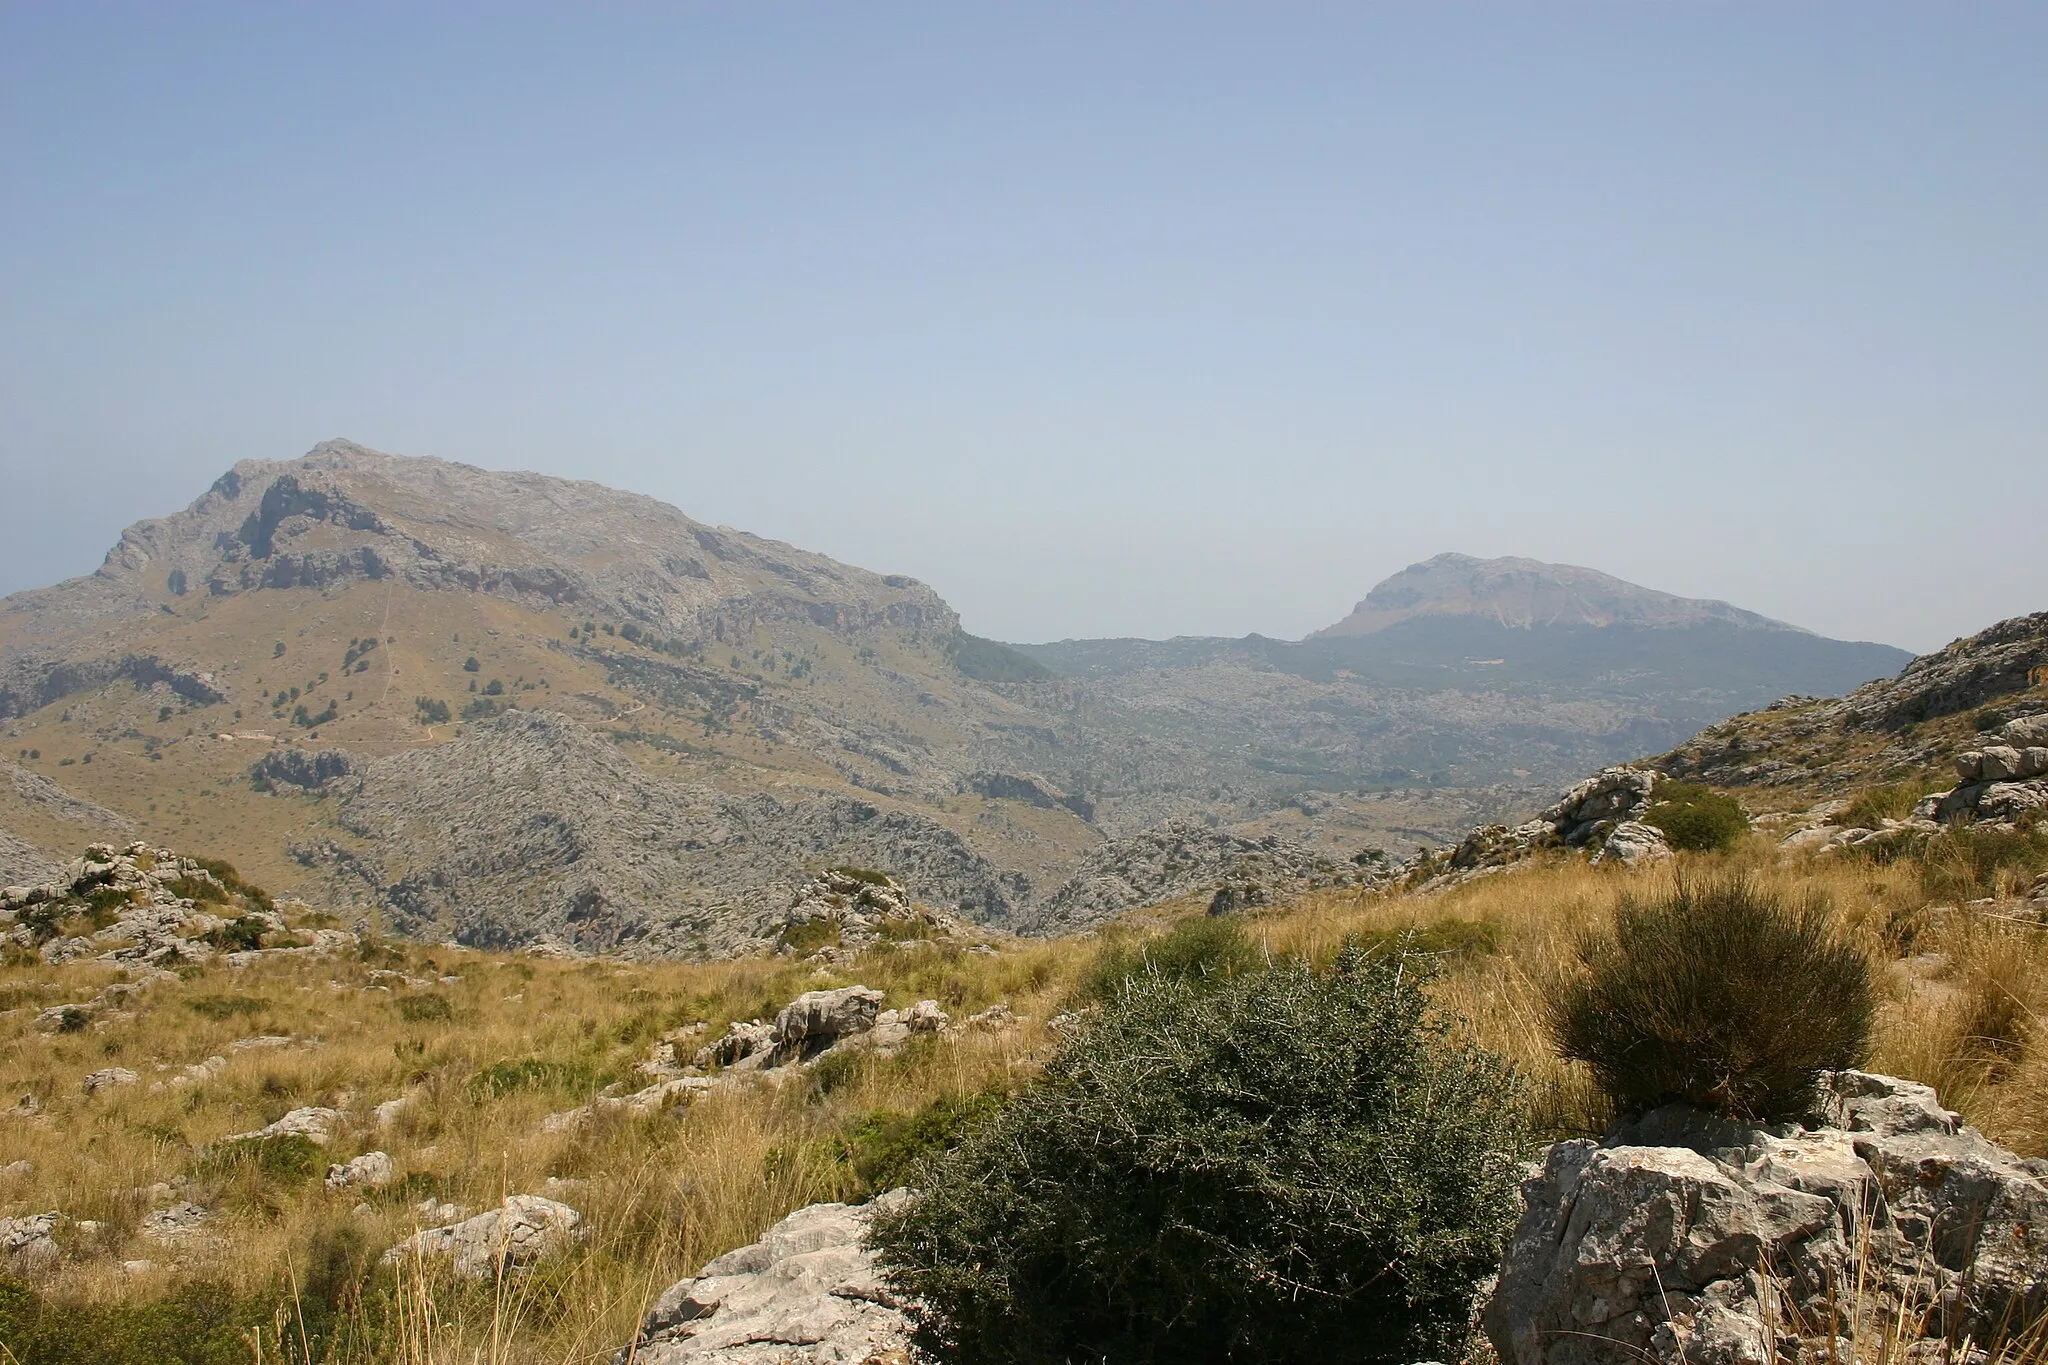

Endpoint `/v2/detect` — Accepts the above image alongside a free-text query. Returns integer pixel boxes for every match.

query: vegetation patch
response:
[836,1089,1008,1198]
[184,994,267,1021]
[1545,876,1874,1121]
[872,946,1526,1365]
[1639,780,1749,852]
[396,994,454,1023]
[1075,914,1259,1004]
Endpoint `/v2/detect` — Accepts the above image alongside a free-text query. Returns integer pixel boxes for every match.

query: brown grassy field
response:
[0,825,2042,1362]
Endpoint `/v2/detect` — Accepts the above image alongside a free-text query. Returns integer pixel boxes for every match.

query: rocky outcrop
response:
[693,985,952,1073]
[0,841,348,967]
[1027,819,1370,934]
[0,1213,61,1273]
[1918,715,2048,826]
[775,869,975,962]
[1657,614,2048,794]
[616,1192,915,1364]
[1485,1072,2048,1365]
[381,1194,583,1280]
[1432,767,1672,882]
[310,710,1029,957]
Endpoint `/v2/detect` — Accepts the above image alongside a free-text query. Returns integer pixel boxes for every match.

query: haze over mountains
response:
[0,441,1912,953]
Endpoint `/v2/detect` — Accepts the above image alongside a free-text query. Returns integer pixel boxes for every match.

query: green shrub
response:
[200,1132,322,1185]
[467,1057,592,1098]
[827,865,893,887]
[1350,917,1499,963]
[871,948,1526,1365]
[1075,914,1259,1004]
[1639,781,1749,852]
[183,994,266,1021]
[397,994,453,1023]
[414,696,451,725]
[201,917,266,952]
[837,1090,1008,1197]
[1544,877,1873,1121]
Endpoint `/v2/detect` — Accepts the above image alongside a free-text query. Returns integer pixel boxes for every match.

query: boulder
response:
[1977,745,2025,782]
[866,999,950,1054]
[221,1106,342,1146]
[1592,821,1673,866]
[82,1067,139,1095]
[773,987,884,1057]
[696,1019,778,1070]
[325,1150,395,1191]
[2000,714,2048,746]
[0,1212,61,1272]
[1484,1072,2047,1365]
[381,1194,583,1280]
[616,1191,915,1364]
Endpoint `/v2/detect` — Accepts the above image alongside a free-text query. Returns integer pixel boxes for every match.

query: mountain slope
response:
[1653,610,2048,805]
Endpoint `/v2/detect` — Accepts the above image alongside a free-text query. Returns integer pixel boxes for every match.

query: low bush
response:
[1544,877,1873,1121]
[396,994,453,1023]
[1075,914,1259,1003]
[201,917,267,952]
[872,946,1526,1365]
[836,1089,1008,1197]
[1639,781,1749,852]
[466,1056,591,1099]
[183,994,266,1021]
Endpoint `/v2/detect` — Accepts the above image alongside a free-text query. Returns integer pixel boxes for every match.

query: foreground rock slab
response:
[382,1194,582,1280]
[618,1192,914,1364]
[1485,1071,2048,1365]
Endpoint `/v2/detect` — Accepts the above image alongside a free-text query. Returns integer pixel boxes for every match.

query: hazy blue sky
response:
[3,4,2043,652]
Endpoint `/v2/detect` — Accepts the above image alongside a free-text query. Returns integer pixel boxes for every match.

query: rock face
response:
[1919,715,2048,826]
[306,710,1029,957]
[1485,1072,2048,1365]
[1657,613,2048,795]
[1434,767,1675,882]
[617,1192,915,1364]
[382,1194,583,1280]
[0,1213,62,1273]
[0,840,345,967]
[1027,819,1372,935]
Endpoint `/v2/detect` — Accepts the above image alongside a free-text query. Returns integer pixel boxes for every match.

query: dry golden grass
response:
[0,831,2041,1361]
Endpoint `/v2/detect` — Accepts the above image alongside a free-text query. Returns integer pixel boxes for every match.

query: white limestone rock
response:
[617,1191,915,1364]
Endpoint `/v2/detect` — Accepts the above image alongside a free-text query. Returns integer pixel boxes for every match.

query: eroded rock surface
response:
[618,1192,914,1364]
[381,1194,583,1280]
[1485,1072,2048,1365]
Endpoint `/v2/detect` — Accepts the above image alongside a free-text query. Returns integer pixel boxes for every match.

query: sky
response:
[3,5,2043,653]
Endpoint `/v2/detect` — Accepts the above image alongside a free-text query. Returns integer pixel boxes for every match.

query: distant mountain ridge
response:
[0,441,1920,955]
[1311,552,1796,638]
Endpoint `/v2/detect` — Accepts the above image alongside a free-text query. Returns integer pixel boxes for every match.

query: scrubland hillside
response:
[0,814,2042,1362]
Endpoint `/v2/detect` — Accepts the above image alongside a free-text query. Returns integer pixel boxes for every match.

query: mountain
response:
[1008,555,1911,797]
[1311,552,1786,637]
[0,442,1918,953]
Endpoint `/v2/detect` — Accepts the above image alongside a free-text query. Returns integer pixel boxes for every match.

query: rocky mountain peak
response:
[12,439,955,647]
[1312,552,1789,638]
